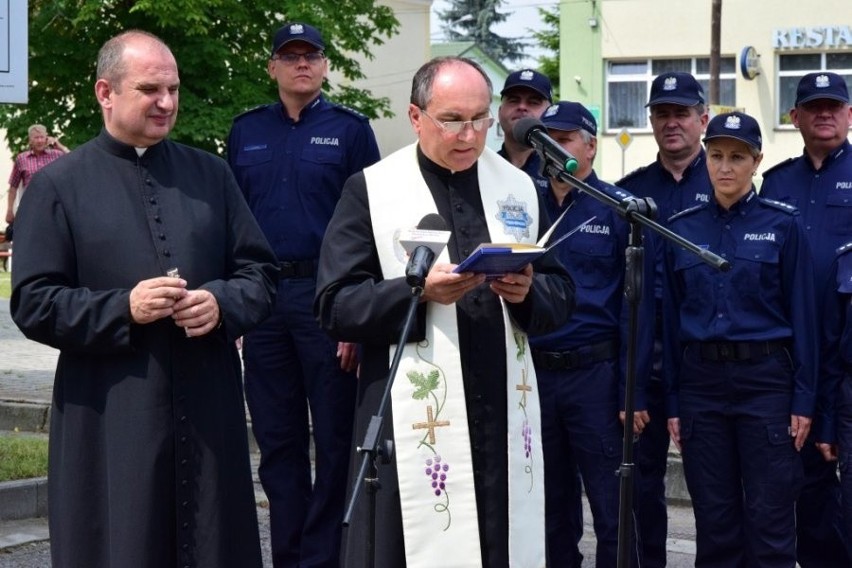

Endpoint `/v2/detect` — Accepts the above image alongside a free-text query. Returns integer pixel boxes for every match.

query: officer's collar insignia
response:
[815,74,830,89]
[724,115,741,130]
[663,77,677,91]
[496,194,533,242]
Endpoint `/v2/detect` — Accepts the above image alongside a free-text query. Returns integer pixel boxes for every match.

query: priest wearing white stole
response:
[315,56,576,568]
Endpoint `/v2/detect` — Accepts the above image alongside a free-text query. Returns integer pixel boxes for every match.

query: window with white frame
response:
[777,52,852,126]
[606,57,737,131]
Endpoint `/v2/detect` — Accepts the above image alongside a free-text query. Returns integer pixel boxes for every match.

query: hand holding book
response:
[453,215,596,279]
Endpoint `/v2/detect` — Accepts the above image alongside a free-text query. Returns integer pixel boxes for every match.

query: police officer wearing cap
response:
[497,69,553,191]
[820,239,852,552]
[615,70,713,568]
[529,101,636,567]
[761,72,852,567]
[664,111,817,567]
[227,22,380,568]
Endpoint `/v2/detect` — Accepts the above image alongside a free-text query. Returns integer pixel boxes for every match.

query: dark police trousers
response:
[534,343,639,567]
[243,274,356,568]
[678,342,802,567]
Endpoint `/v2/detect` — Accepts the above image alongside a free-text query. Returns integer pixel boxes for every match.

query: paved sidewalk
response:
[0,299,56,406]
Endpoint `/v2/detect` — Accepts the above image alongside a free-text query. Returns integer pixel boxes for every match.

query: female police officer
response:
[663,111,817,567]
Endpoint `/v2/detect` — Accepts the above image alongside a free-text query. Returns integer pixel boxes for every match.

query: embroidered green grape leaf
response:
[513,330,527,360]
[408,369,440,400]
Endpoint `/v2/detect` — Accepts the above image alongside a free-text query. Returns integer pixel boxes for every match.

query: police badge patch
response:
[496,194,533,242]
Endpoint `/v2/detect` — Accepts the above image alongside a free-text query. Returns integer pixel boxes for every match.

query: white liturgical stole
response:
[365,143,546,568]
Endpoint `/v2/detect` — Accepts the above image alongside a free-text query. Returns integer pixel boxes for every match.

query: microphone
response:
[403,214,449,290]
[513,117,579,174]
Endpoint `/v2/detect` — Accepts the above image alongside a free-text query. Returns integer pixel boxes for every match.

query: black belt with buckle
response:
[695,340,786,362]
[532,340,618,371]
[278,259,317,279]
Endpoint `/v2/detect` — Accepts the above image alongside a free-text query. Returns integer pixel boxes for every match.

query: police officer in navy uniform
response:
[227,22,380,568]
[615,71,712,568]
[529,101,636,567]
[820,241,852,549]
[497,69,553,191]
[664,112,817,567]
[760,71,852,567]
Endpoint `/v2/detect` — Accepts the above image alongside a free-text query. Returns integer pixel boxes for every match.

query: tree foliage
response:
[2,1,399,154]
[438,0,526,64]
[532,6,560,98]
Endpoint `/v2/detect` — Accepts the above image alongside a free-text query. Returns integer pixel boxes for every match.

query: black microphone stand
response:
[342,278,426,568]
[540,159,729,568]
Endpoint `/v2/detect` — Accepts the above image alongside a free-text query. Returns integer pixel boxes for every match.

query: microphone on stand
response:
[401,214,450,291]
[513,117,580,174]
[514,117,641,205]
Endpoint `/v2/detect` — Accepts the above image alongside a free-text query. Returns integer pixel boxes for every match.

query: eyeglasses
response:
[420,108,494,135]
[273,52,325,65]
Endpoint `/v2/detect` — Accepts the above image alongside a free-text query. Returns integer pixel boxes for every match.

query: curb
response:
[0,401,50,433]
[0,477,47,521]
[0,400,691,524]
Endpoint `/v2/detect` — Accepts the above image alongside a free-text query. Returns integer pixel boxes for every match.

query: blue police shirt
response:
[529,173,650,409]
[818,241,852,444]
[227,96,380,261]
[498,144,549,192]
[760,139,852,299]
[662,189,818,418]
[617,149,714,300]
[529,171,629,350]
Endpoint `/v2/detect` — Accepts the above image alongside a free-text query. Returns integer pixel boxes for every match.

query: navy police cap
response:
[795,72,850,106]
[501,69,553,103]
[271,22,325,56]
[703,111,762,152]
[646,71,705,107]
[541,101,597,136]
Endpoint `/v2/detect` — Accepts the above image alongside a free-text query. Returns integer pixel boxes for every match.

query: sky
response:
[429,0,559,68]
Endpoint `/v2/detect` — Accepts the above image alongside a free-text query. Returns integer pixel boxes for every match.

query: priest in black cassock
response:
[315,56,575,568]
[10,30,278,567]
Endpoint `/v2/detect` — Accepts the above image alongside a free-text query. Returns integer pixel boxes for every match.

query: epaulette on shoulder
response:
[759,197,799,215]
[667,203,705,223]
[615,164,650,186]
[761,156,797,178]
[331,103,370,122]
[836,241,852,256]
[233,104,271,122]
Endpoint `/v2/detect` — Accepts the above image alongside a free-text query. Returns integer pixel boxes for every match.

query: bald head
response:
[97,30,174,92]
[409,57,493,172]
[94,30,180,147]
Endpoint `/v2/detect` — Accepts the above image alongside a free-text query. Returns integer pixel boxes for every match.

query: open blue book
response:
[453,214,596,278]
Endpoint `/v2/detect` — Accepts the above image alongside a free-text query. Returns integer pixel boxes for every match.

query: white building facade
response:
[558,0,851,183]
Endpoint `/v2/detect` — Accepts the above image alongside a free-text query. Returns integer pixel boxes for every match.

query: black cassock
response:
[11,130,278,568]
[315,150,575,567]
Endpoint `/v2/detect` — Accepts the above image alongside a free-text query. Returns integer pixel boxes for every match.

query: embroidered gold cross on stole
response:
[412,405,450,445]
[516,370,532,406]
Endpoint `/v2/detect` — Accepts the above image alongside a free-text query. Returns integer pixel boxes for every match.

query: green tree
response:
[532,6,560,98]
[1,1,398,154]
[438,0,526,63]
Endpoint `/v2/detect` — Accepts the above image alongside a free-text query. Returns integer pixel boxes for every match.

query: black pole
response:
[616,221,643,568]
[342,286,423,568]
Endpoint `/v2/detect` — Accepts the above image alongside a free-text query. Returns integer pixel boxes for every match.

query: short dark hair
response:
[410,56,493,109]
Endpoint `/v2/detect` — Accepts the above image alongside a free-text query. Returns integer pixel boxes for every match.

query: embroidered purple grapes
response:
[425,455,450,496]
